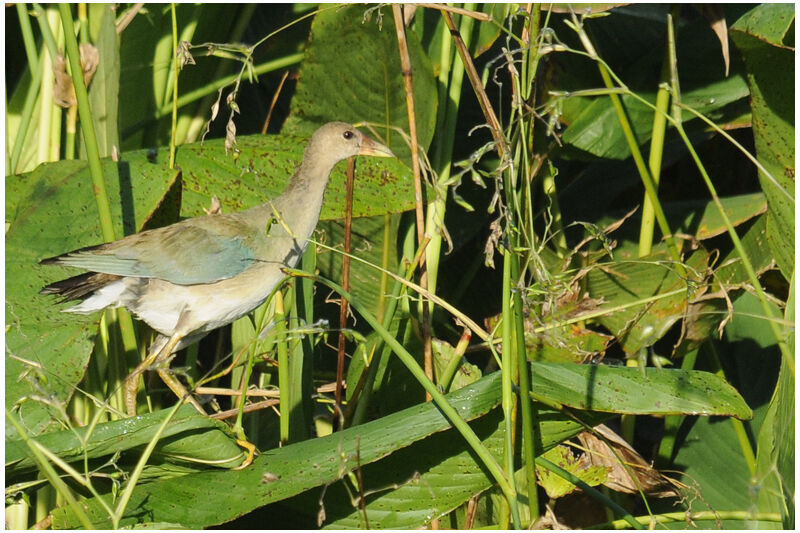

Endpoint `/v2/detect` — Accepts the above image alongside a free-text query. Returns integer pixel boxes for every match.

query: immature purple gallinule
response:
[41,122,394,415]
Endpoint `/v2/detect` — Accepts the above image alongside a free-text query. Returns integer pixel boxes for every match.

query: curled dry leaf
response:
[52,43,99,108]
[177,40,196,69]
[483,217,503,269]
[224,117,237,154]
[203,195,223,215]
[699,4,730,77]
[578,423,683,498]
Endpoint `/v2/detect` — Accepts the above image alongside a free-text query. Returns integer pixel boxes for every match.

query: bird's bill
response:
[358,136,395,158]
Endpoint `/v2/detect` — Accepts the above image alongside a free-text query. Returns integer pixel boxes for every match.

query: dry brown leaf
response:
[699,4,730,77]
[203,195,223,215]
[52,43,99,108]
[578,424,683,498]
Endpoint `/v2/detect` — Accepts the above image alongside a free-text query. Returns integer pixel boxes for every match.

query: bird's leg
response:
[155,365,206,415]
[124,331,205,416]
[125,338,169,416]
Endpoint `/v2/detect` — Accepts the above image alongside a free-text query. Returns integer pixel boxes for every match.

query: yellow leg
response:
[124,332,205,416]
[125,343,166,416]
[156,366,206,414]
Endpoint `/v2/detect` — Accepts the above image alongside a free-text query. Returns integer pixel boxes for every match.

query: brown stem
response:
[261,70,289,135]
[393,4,433,401]
[442,11,505,156]
[335,156,356,427]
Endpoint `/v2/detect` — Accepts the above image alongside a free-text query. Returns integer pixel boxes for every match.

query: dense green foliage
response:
[5,4,794,529]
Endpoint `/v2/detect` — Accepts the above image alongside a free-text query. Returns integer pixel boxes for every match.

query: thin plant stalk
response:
[512,253,539,525]
[17,4,40,67]
[376,213,393,323]
[169,3,179,169]
[707,342,757,476]
[60,3,141,416]
[593,511,782,530]
[77,3,88,43]
[275,290,290,444]
[10,1,40,173]
[348,232,415,427]
[58,3,114,242]
[638,48,672,257]
[393,3,433,399]
[36,10,56,165]
[4,85,10,171]
[623,13,674,446]
[33,3,59,60]
[335,157,356,423]
[500,251,523,528]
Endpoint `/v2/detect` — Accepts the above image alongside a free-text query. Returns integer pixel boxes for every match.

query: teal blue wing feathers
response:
[48,215,260,285]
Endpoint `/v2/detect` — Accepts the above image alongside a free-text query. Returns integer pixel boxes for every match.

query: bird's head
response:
[310,122,395,163]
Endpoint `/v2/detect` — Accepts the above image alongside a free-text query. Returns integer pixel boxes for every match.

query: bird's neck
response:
[247,142,339,240]
[283,140,338,196]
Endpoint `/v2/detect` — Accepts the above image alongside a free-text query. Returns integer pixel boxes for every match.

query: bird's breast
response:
[130,261,290,338]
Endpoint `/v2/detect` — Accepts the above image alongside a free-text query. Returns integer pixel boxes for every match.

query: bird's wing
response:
[48,217,259,285]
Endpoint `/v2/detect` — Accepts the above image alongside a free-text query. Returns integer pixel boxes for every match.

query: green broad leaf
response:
[473,4,512,57]
[5,405,244,478]
[664,192,767,240]
[585,247,710,355]
[672,297,729,359]
[51,370,506,529]
[6,159,181,438]
[536,444,608,500]
[716,214,775,287]
[173,134,415,221]
[294,408,608,529]
[731,4,795,281]
[759,278,794,528]
[530,361,752,419]
[754,338,795,529]
[282,4,438,166]
[530,324,613,363]
[655,290,783,529]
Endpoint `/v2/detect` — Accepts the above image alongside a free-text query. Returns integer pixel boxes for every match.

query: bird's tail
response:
[40,272,122,303]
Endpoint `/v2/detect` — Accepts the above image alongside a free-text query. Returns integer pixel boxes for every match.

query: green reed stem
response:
[59,3,114,242]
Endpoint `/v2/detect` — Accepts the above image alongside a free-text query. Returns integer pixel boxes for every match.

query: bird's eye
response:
[342,130,354,140]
